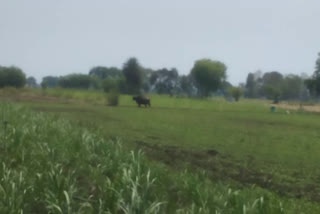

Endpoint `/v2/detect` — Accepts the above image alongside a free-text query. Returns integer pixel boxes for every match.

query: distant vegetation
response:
[2,53,320,103]
[305,53,320,97]
[0,66,26,88]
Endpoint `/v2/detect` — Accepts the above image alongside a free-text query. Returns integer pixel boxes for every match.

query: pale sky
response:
[1,0,319,84]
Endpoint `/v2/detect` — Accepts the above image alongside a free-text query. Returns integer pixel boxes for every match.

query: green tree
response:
[262,71,283,86]
[190,59,227,97]
[305,53,320,96]
[102,78,119,92]
[41,76,60,88]
[245,73,257,98]
[58,74,97,89]
[315,52,320,78]
[228,86,243,102]
[281,74,304,100]
[89,66,122,79]
[262,71,283,102]
[149,68,179,95]
[122,58,144,94]
[263,84,281,103]
[305,77,320,96]
[26,76,37,87]
[0,66,26,88]
[179,75,195,96]
[41,81,48,90]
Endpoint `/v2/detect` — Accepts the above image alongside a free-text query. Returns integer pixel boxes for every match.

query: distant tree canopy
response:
[244,70,308,102]
[58,74,97,89]
[305,78,320,96]
[191,59,227,97]
[315,52,320,78]
[26,76,37,87]
[178,75,195,96]
[149,68,179,95]
[0,66,26,88]
[305,53,320,97]
[262,71,283,87]
[7,55,315,101]
[282,74,304,100]
[101,78,123,93]
[89,66,122,79]
[42,76,60,88]
[228,86,242,102]
[122,58,144,94]
[262,71,283,102]
[245,73,256,98]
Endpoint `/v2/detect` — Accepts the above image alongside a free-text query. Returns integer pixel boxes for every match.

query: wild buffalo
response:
[133,96,151,107]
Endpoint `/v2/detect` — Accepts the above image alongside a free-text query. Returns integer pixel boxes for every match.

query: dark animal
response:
[133,96,151,107]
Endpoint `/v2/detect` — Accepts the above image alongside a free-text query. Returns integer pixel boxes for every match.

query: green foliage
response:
[306,53,320,97]
[178,75,194,96]
[281,74,304,100]
[305,77,320,96]
[191,59,227,97]
[150,68,179,95]
[263,84,281,103]
[26,76,37,87]
[102,78,119,92]
[106,90,120,106]
[262,72,283,102]
[262,71,283,87]
[245,73,257,98]
[42,76,60,88]
[0,66,26,88]
[315,52,320,78]
[89,66,122,79]
[228,86,243,101]
[1,102,319,213]
[58,74,98,89]
[41,81,48,91]
[245,70,306,101]
[122,58,144,94]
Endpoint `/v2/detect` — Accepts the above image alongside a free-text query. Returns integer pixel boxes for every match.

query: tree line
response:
[243,53,320,103]
[40,57,230,98]
[2,53,320,102]
[38,58,229,97]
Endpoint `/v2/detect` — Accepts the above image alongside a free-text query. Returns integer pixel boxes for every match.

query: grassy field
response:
[1,88,320,213]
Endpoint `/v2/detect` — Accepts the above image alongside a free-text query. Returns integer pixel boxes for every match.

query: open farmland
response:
[1,88,320,213]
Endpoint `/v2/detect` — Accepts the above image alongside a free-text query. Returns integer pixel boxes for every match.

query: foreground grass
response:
[12,88,320,200]
[1,102,320,213]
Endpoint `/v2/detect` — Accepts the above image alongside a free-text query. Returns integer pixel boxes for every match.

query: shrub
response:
[228,86,243,102]
[107,90,119,106]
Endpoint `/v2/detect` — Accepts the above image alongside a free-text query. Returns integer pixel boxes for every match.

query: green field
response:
[1,88,320,213]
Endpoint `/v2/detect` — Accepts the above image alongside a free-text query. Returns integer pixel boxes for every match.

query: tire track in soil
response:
[134,140,320,202]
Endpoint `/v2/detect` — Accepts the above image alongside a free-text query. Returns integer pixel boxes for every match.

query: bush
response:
[107,90,119,106]
[228,86,243,102]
